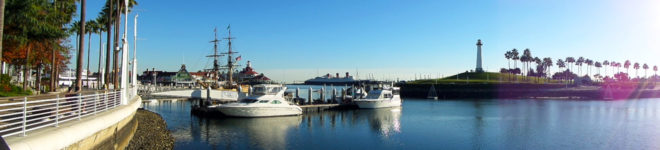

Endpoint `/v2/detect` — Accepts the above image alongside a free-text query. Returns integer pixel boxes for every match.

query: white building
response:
[59,69,100,88]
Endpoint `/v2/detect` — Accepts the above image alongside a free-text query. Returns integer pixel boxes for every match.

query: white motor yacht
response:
[354,86,402,109]
[217,84,302,117]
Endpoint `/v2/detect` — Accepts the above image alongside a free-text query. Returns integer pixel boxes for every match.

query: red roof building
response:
[238,61,270,81]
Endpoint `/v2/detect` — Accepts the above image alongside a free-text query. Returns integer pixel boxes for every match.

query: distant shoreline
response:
[399,83,660,100]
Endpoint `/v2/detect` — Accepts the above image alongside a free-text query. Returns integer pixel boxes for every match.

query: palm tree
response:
[75,0,87,91]
[643,63,649,78]
[504,50,512,69]
[0,0,5,71]
[520,55,527,77]
[533,57,541,82]
[522,49,532,79]
[633,62,640,78]
[110,0,138,89]
[557,59,566,81]
[624,60,631,74]
[95,17,107,89]
[654,65,658,77]
[504,50,513,81]
[556,59,565,70]
[585,59,593,77]
[97,0,137,89]
[566,57,575,72]
[101,0,114,89]
[576,57,584,75]
[85,20,97,88]
[610,61,619,76]
[595,62,602,75]
[112,0,120,88]
[602,60,610,76]
[543,57,552,79]
[511,49,519,69]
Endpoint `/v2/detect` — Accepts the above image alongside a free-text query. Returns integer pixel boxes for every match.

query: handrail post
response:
[55,94,59,127]
[115,90,118,107]
[22,97,27,136]
[78,93,82,120]
[94,91,98,115]
[114,90,118,107]
[105,91,108,111]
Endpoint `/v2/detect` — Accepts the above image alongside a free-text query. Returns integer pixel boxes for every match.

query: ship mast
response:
[206,28,223,80]
[222,25,238,84]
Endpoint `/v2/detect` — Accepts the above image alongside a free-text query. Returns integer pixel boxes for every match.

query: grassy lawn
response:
[409,72,569,84]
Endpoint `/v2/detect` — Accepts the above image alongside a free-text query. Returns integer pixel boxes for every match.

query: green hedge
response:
[0,74,32,97]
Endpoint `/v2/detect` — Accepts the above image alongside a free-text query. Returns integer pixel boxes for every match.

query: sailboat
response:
[427,84,438,100]
[196,26,248,104]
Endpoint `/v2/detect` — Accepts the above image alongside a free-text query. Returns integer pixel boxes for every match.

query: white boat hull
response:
[355,98,402,109]
[218,106,303,117]
[151,89,243,102]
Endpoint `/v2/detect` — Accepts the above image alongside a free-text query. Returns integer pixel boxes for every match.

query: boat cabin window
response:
[253,86,283,95]
[253,87,266,94]
[365,91,382,99]
[269,87,283,94]
[271,100,282,104]
[258,100,270,103]
[241,99,259,103]
[384,93,393,98]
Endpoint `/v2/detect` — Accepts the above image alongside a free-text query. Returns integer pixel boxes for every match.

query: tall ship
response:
[304,72,374,85]
[147,26,273,103]
[195,26,247,102]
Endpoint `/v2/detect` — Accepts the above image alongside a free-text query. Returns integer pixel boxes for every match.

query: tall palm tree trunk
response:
[113,0,120,89]
[0,0,4,73]
[75,0,86,92]
[98,32,103,89]
[105,0,113,89]
[86,32,91,88]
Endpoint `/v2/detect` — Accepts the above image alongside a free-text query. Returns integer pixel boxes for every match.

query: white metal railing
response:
[0,90,123,137]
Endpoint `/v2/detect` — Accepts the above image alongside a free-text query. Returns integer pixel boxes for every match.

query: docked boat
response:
[427,85,438,99]
[304,72,375,85]
[354,85,402,108]
[216,84,303,117]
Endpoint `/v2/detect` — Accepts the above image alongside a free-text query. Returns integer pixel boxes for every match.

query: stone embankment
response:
[126,109,174,150]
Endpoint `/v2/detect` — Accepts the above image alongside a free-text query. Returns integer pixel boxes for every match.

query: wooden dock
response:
[299,104,357,112]
[190,102,357,117]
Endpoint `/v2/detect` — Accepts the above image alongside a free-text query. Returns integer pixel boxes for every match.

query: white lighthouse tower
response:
[475,39,484,73]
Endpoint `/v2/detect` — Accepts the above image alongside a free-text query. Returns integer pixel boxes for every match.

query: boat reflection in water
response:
[188,116,302,149]
[145,99,402,149]
[359,107,402,137]
[303,106,403,139]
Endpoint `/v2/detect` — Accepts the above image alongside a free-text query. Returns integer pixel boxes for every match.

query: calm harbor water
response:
[143,95,660,149]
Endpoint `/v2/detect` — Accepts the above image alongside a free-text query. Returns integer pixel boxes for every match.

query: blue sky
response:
[71,0,660,82]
